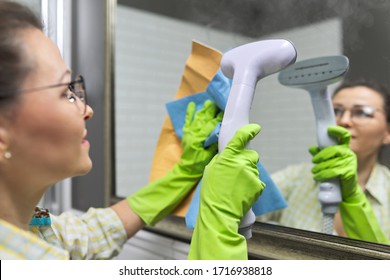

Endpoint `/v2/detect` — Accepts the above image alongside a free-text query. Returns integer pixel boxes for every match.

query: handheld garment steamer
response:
[278,56,349,234]
[219,40,297,238]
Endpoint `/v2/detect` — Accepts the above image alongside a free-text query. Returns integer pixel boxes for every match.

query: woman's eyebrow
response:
[58,69,72,82]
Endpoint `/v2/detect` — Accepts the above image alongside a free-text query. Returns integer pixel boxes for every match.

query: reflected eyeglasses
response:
[333,105,382,125]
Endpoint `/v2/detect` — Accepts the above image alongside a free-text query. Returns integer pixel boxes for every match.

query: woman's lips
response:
[82,139,90,147]
[82,130,89,146]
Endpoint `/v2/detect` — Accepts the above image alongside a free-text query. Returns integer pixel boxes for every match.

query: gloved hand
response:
[309,125,390,244]
[179,100,223,176]
[127,100,223,225]
[309,125,359,202]
[188,124,265,260]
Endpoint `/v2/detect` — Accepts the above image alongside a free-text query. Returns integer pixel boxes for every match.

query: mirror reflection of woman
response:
[259,80,390,244]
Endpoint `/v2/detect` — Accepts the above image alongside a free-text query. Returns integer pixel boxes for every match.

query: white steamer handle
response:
[218,83,256,239]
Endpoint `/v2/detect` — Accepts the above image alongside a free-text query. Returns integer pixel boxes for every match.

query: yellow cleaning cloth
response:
[149,40,222,216]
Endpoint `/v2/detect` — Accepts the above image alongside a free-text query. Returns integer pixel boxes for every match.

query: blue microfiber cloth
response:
[166,69,230,141]
[166,69,287,229]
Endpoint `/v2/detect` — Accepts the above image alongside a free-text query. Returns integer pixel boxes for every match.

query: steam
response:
[184,0,390,42]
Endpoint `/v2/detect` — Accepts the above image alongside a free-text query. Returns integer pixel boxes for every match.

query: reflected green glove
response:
[310,125,389,244]
[127,100,223,225]
[339,195,390,244]
[188,124,265,260]
[310,125,359,202]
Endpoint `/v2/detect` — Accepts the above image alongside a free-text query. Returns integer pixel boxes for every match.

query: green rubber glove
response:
[188,124,265,260]
[310,125,359,202]
[310,125,389,244]
[180,100,223,176]
[339,197,390,244]
[127,100,223,225]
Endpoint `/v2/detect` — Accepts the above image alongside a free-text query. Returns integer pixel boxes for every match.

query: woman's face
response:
[332,85,390,161]
[7,28,93,185]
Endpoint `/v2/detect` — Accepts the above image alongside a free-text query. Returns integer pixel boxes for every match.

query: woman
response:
[0,1,263,259]
[259,80,390,244]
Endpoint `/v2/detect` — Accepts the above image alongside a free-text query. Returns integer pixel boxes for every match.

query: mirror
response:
[113,0,390,248]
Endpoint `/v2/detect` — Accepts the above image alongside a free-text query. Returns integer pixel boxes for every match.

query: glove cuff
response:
[127,164,200,226]
[188,210,248,260]
[339,193,390,244]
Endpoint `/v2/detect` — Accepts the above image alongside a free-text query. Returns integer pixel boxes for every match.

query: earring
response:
[4,151,12,159]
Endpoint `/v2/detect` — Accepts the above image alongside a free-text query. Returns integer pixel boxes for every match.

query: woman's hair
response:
[0,1,43,109]
[333,79,390,124]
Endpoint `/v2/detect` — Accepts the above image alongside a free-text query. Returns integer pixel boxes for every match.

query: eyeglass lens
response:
[334,106,376,124]
[69,75,87,115]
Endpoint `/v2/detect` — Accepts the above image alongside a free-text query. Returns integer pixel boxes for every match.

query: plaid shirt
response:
[258,162,390,239]
[0,207,127,260]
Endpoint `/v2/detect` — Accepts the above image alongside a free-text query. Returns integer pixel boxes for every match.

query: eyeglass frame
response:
[333,104,384,125]
[15,75,88,115]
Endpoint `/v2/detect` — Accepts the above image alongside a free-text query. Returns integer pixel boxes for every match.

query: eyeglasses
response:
[333,105,382,125]
[20,75,88,115]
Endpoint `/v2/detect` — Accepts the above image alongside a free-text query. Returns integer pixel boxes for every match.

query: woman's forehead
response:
[21,28,67,82]
[333,86,384,107]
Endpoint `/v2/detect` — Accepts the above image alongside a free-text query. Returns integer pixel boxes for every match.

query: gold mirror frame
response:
[148,217,390,259]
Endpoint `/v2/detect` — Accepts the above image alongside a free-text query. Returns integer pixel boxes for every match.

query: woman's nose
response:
[84,104,94,121]
[336,109,353,127]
